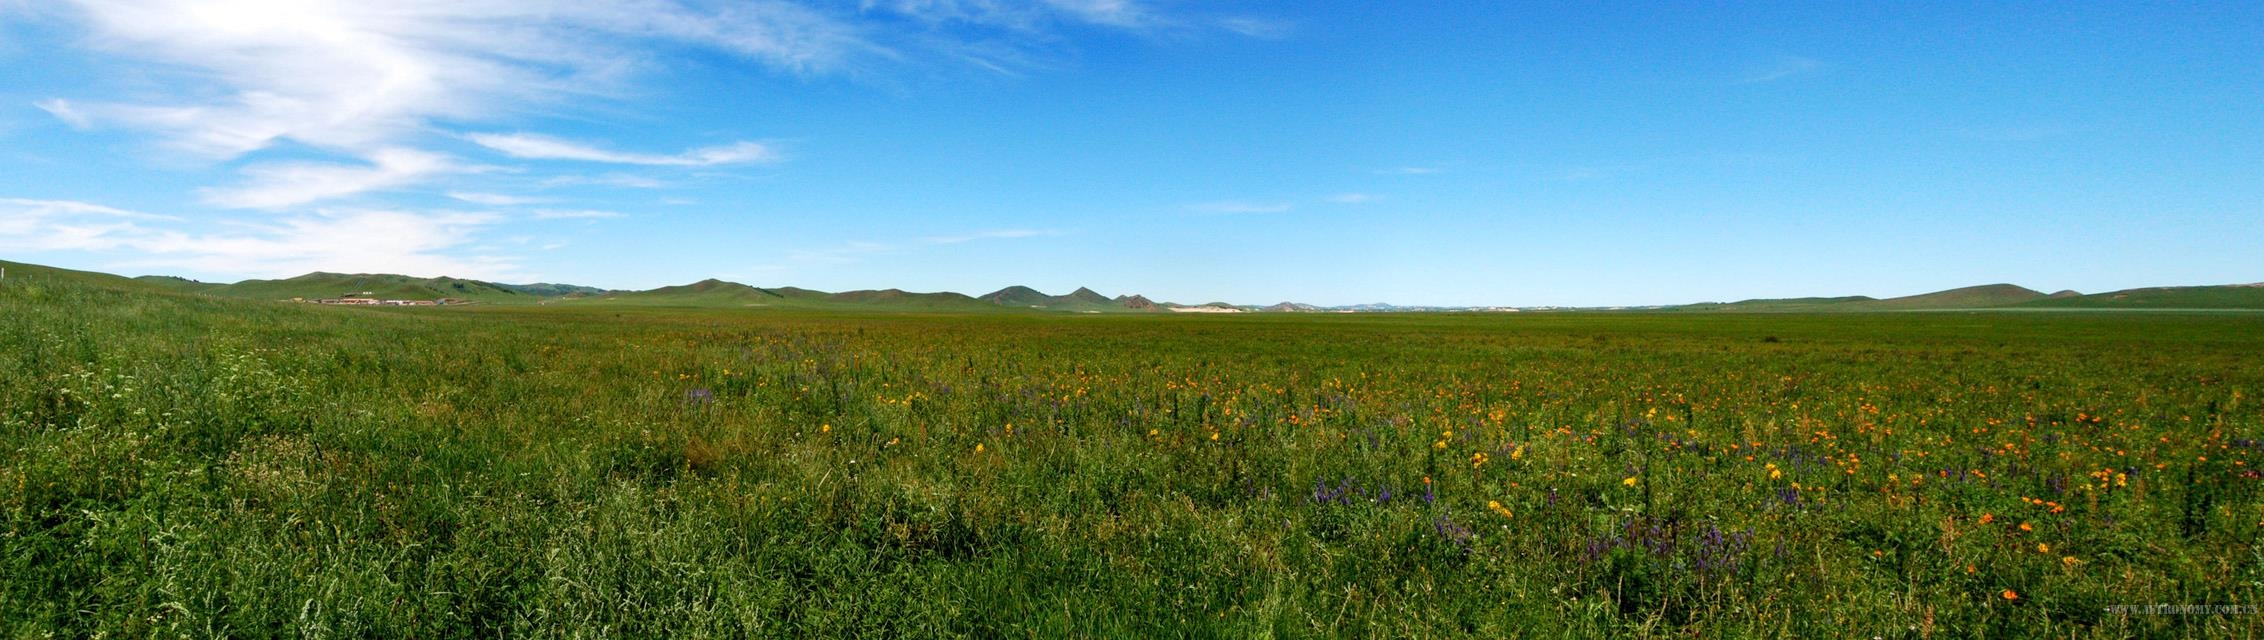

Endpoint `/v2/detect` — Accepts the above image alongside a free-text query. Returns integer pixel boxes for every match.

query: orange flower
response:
[2019,522,2033,532]
[1980,513,1994,525]
[2002,589,2019,601]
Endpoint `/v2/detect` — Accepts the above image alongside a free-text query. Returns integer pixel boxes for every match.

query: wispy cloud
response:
[921,228,1057,244]
[38,0,867,160]
[542,173,670,189]
[1,197,516,279]
[467,132,779,166]
[0,198,178,252]
[1736,56,1823,85]
[448,191,546,206]
[199,148,454,209]
[1376,166,1441,175]
[1216,17,1290,38]
[1188,200,1293,214]
[530,208,626,220]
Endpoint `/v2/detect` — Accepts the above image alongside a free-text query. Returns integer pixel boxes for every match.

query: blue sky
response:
[1,2,2258,306]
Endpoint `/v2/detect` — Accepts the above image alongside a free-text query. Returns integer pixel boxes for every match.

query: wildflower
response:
[2061,556,2080,567]
[1622,476,1639,487]
[2002,589,2018,601]
[1511,445,1526,460]
[2036,543,2050,553]
[1487,500,1513,519]
[821,423,831,434]
[2019,522,2033,532]
[974,443,984,453]
[1470,452,1488,468]
[1981,513,1994,525]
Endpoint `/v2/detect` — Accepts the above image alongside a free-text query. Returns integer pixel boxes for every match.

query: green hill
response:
[1679,295,1878,312]
[132,275,225,294]
[1,259,177,292]
[579,279,824,307]
[202,272,535,303]
[977,285,1158,313]
[979,285,1054,308]
[1683,284,2052,312]
[2015,284,2264,310]
[829,289,992,310]
[1856,283,2046,310]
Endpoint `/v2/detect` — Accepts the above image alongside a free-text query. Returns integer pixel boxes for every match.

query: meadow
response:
[4,269,2261,637]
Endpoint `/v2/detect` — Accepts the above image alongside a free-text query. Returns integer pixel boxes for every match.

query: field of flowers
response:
[4,273,2260,637]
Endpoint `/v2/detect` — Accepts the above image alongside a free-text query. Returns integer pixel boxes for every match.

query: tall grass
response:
[4,271,2260,637]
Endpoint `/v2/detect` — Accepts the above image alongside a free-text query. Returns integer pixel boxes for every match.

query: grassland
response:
[4,263,2261,637]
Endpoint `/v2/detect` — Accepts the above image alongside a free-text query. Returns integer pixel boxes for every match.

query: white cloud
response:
[922,228,1055,244]
[1039,0,1151,28]
[530,208,626,219]
[467,132,778,166]
[32,99,91,129]
[1189,200,1292,214]
[543,173,669,189]
[1737,56,1822,85]
[0,198,178,251]
[448,191,546,206]
[199,147,453,209]
[39,0,869,160]
[1216,17,1289,38]
[1,197,515,279]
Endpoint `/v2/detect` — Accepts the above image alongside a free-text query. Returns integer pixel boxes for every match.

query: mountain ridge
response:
[6,260,2261,312]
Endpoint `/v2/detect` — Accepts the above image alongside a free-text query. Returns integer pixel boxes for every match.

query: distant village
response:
[297,292,466,306]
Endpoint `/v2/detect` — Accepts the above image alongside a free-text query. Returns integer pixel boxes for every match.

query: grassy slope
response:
[2015,285,2264,310]
[195,272,538,303]
[5,268,2261,636]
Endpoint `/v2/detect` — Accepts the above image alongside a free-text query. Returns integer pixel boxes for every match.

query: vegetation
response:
[4,261,2262,637]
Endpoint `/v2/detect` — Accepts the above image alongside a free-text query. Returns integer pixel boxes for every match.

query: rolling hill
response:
[2014,284,2264,310]
[6,259,2258,313]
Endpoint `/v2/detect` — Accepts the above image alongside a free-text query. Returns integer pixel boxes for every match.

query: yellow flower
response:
[1622,476,1639,487]
[820,423,831,434]
[974,443,984,453]
[2036,543,2050,554]
[2061,556,2080,567]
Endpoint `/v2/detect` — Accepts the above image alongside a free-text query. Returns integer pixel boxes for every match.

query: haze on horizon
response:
[0,2,2257,308]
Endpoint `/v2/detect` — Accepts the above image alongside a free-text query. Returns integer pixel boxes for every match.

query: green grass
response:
[4,264,2261,637]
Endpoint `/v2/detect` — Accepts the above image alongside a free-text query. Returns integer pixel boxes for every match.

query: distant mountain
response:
[9,259,2259,313]
[1115,294,1159,311]
[828,289,989,310]
[196,272,536,303]
[979,285,1053,307]
[2016,284,2264,310]
[1679,283,2264,312]
[1864,283,2046,310]
[977,285,1162,313]
[497,282,609,297]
